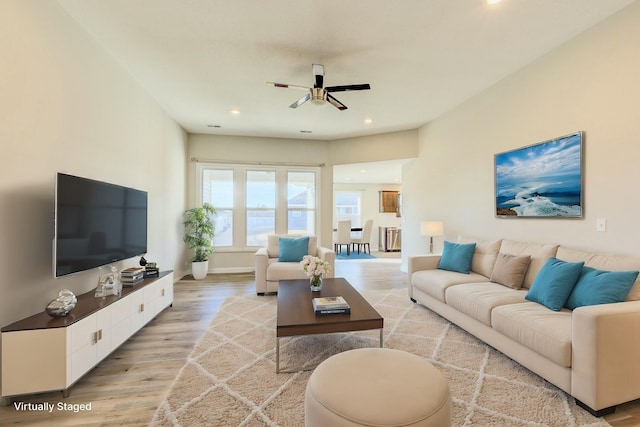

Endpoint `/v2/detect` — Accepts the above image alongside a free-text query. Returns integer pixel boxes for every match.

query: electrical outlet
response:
[596,218,607,232]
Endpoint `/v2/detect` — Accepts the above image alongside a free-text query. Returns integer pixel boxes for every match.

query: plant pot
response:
[191,260,209,280]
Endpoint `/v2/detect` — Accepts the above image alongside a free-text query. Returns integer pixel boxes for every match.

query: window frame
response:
[197,162,321,252]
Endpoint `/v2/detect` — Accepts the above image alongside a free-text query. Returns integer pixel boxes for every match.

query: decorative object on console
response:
[495,132,583,218]
[183,203,216,280]
[144,261,160,278]
[420,221,444,254]
[301,255,331,291]
[95,266,121,297]
[120,266,145,287]
[45,289,77,317]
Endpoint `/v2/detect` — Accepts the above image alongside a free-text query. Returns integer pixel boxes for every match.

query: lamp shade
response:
[420,221,444,237]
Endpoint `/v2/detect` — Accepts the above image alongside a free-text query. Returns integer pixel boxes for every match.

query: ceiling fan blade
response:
[325,83,371,92]
[312,64,324,88]
[266,82,310,91]
[289,92,311,108]
[327,93,348,111]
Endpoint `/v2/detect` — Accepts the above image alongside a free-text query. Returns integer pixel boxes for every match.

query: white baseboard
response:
[208,267,254,274]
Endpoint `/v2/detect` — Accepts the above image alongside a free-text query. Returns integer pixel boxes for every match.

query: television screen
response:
[495,132,583,218]
[54,173,148,277]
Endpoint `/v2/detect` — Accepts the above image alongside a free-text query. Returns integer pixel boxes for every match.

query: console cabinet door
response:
[130,290,146,332]
[156,276,173,313]
[69,308,111,384]
[143,285,159,324]
[110,296,132,349]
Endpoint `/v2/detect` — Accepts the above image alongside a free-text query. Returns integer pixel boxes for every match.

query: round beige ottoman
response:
[305,348,451,427]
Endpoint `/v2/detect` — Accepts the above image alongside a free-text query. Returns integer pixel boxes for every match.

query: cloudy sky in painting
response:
[495,133,581,198]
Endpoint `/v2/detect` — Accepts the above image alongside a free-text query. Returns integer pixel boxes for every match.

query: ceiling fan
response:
[266,64,370,111]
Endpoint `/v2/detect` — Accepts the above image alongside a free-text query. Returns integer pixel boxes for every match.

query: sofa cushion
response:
[555,246,595,264]
[279,236,309,262]
[266,258,309,281]
[445,283,527,325]
[565,267,639,309]
[439,241,476,274]
[411,270,490,302]
[489,253,531,289]
[492,302,573,367]
[525,258,584,311]
[267,234,317,258]
[499,240,559,288]
[457,236,502,278]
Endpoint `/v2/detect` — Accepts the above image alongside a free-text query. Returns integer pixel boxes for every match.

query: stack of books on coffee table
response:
[312,296,350,315]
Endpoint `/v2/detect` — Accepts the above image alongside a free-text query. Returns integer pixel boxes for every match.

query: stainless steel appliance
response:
[379,227,401,252]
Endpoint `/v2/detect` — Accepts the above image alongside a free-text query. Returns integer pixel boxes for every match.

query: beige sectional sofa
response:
[408,237,640,416]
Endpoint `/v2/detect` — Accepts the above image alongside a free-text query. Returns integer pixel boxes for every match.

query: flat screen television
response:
[54,173,148,277]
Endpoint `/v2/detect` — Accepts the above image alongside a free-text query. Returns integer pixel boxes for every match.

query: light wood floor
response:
[1,255,639,426]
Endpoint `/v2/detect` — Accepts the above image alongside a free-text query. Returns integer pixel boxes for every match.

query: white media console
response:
[1,271,174,398]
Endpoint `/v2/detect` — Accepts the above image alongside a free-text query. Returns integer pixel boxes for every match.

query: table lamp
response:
[420,221,444,254]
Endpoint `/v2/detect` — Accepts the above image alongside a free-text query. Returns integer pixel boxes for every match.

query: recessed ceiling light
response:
[487,0,501,4]
[230,109,240,115]
[364,118,373,124]
[360,169,367,174]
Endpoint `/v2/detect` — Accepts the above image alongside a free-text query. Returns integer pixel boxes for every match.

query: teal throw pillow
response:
[279,236,309,262]
[565,267,638,310]
[438,241,476,274]
[525,258,584,311]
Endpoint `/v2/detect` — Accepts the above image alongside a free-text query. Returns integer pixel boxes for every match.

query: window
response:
[202,169,233,247]
[199,164,319,250]
[335,191,362,227]
[287,171,316,235]
[246,170,276,246]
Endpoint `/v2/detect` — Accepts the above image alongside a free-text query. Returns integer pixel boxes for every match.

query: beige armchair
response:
[255,234,335,295]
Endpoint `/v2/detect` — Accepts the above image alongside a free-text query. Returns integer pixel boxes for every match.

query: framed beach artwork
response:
[495,132,583,218]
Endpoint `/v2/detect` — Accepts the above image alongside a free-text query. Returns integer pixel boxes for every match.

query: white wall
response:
[402,1,640,269]
[0,1,187,328]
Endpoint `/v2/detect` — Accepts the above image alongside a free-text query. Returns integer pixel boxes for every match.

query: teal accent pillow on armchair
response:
[279,236,309,262]
[525,258,584,311]
[438,241,476,274]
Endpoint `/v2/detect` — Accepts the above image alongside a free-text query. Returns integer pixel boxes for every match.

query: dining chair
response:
[334,220,352,255]
[351,219,374,254]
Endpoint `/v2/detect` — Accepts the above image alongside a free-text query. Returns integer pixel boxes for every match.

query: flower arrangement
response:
[300,255,330,277]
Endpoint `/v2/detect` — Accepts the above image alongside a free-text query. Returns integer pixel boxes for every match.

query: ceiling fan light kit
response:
[268,64,370,111]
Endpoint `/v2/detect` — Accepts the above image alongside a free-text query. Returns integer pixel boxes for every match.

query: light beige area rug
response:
[150,288,610,427]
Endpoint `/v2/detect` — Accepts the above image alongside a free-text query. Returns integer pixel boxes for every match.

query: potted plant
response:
[183,203,216,280]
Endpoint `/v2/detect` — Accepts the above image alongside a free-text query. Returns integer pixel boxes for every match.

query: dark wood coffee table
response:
[276,277,384,373]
